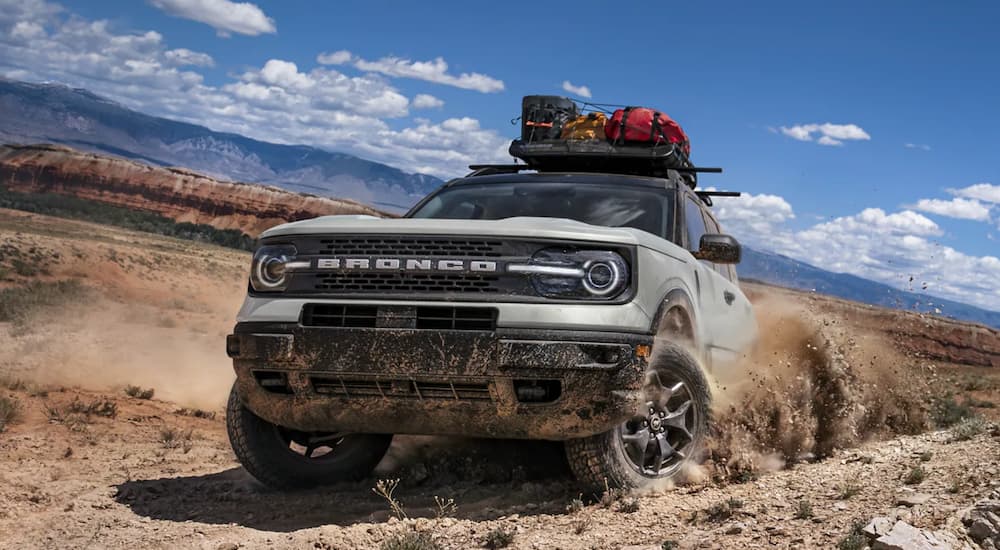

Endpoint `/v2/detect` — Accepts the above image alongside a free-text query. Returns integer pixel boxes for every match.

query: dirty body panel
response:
[228,321,651,439]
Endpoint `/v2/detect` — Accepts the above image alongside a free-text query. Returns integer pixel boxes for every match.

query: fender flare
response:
[649,288,705,363]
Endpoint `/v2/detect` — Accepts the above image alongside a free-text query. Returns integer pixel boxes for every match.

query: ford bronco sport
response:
[225,167,757,490]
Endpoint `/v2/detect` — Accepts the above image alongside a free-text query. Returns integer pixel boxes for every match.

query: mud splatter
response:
[705,293,934,482]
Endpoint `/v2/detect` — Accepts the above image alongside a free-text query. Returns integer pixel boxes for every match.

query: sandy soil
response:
[1,209,999,549]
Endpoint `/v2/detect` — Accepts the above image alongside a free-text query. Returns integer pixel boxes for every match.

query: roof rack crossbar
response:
[695,190,742,207]
[466,164,533,176]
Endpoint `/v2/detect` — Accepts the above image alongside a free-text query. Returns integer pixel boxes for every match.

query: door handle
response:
[723,290,735,305]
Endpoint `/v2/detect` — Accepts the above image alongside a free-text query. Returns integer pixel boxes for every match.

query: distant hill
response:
[740,247,1000,329]
[0,78,443,210]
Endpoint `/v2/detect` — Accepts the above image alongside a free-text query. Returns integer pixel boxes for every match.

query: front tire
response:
[565,342,710,490]
[226,384,392,490]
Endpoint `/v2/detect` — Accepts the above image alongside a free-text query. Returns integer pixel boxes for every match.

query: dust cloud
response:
[0,295,237,410]
[704,292,934,481]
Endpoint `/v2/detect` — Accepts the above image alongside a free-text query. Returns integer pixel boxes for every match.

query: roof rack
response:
[695,190,741,206]
[466,164,533,176]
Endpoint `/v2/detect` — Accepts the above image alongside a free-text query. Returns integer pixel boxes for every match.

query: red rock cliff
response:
[0,143,384,236]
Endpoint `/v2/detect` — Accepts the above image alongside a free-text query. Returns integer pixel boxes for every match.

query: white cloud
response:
[148,0,275,36]
[950,183,1000,205]
[322,51,503,93]
[561,80,591,98]
[904,143,931,151]
[779,123,871,146]
[316,50,353,66]
[723,195,1000,310]
[411,93,444,109]
[712,190,795,235]
[164,48,214,67]
[0,0,514,177]
[910,197,992,222]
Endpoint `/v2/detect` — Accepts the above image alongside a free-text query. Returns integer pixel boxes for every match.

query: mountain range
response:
[1,77,997,328]
[0,78,443,211]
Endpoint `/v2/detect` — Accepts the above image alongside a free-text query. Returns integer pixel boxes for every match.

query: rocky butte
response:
[0,143,385,236]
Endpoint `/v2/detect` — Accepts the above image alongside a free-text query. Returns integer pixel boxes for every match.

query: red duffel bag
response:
[605,107,691,156]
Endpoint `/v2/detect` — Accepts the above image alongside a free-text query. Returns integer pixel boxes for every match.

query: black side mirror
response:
[695,234,741,264]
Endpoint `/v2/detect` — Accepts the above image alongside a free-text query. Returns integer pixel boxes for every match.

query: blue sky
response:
[1,0,999,310]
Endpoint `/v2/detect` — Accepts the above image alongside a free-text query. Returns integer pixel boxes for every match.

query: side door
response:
[701,209,756,363]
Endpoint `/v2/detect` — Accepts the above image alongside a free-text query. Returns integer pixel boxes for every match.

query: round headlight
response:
[250,244,297,292]
[583,261,620,295]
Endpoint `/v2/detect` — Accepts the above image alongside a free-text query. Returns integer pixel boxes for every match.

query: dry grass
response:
[481,526,516,549]
[175,407,216,420]
[159,427,194,453]
[950,417,988,442]
[793,499,814,519]
[379,531,441,550]
[0,395,22,432]
[124,385,154,400]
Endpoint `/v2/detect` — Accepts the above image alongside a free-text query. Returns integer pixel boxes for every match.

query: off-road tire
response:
[226,384,392,490]
[564,342,711,490]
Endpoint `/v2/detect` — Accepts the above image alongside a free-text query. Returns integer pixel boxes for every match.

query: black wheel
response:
[565,342,710,490]
[226,383,392,489]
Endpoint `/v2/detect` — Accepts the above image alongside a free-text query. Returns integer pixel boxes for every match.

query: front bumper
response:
[228,322,652,440]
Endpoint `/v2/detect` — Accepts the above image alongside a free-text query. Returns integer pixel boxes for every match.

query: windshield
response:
[408,182,672,238]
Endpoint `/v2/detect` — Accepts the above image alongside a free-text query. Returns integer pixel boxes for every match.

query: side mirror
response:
[694,234,741,264]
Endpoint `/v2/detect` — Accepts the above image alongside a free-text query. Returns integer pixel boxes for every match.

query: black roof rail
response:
[695,190,741,207]
[672,166,723,173]
[466,164,533,176]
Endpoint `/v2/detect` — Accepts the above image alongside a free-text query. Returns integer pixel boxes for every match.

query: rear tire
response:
[565,342,710,490]
[226,383,392,490]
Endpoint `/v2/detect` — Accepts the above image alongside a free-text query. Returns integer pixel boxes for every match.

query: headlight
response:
[250,244,299,292]
[510,247,630,300]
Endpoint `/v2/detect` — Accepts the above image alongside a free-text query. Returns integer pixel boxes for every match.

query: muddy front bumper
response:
[227,322,652,440]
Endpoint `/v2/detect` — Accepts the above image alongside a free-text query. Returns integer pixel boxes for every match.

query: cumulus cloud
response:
[411,94,444,109]
[316,50,353,65]
[779,123,871,146]
[164,48,214,67]
[148,0,275,36]
[910,197,992,222]
[0,0,512,177]
[950,183,1000,205]
[318,50,504,93]
[720,194,1000,310]
[561,80,591,98]
[711,190,795,236]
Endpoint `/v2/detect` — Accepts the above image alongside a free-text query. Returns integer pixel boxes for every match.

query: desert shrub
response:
[794,499,813,519]
[124,385,155,400]
[481,526,516,549]
[931,395,973,427]
[950,417,988,442]
[380,531,441,550]
[836,482,862,500]
[160,427,194,452]
[904,466,926,485]
[837,521,867,550]
[0,395,22,432]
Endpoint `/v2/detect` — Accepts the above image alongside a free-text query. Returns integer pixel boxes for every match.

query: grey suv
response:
[225,168,757,491]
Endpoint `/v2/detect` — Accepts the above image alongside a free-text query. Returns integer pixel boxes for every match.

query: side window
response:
[683,196,707,252]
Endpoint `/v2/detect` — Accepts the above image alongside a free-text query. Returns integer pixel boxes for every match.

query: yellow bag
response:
[560,112,607,140]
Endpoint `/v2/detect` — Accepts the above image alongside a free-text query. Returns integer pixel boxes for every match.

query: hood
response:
[260,215,685,255]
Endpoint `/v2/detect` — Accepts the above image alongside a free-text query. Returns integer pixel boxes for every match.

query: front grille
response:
[416,306,496,330]
[318,237,505,258]
[301,304,498,331]
[301,304,378,327]
[310,376,492,401]
[313,272,503,294]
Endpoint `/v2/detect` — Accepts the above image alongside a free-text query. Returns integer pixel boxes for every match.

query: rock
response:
[724,522,745,535]
[967,518,998,542]
[897,493,932,507]
[216,544,238,550]
[864,517,895,539]
[872,521,953,550]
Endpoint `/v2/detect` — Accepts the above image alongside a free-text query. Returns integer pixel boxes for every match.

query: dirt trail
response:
[1,210,999,549]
